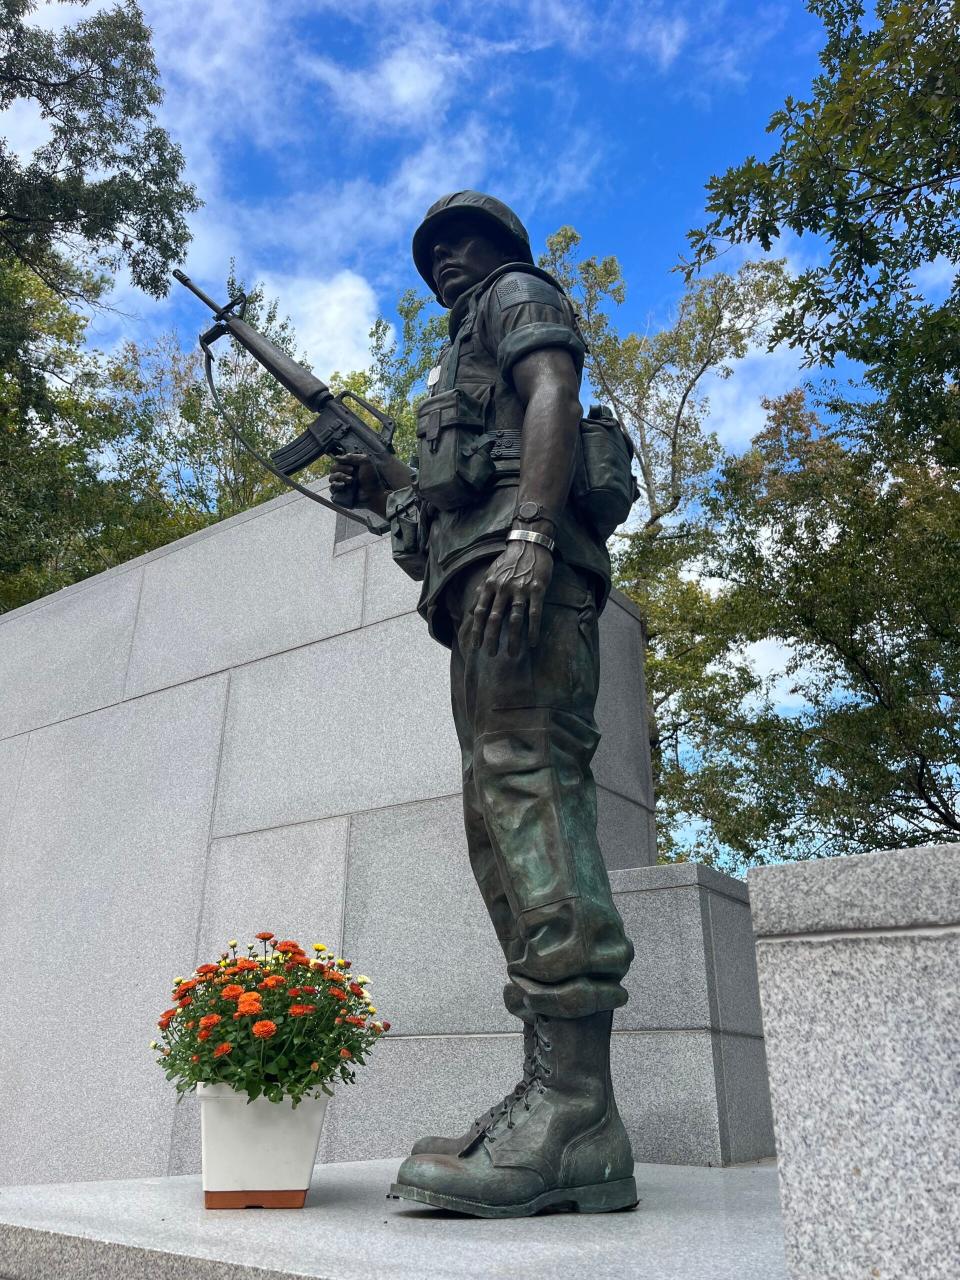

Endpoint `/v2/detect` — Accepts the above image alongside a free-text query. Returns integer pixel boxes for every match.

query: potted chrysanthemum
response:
[152,932,389,1208]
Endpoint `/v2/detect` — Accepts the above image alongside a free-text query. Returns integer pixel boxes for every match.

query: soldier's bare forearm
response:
[512,349,582,531]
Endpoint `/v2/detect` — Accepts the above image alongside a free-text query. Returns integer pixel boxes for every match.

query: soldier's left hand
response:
[470,541,554,657]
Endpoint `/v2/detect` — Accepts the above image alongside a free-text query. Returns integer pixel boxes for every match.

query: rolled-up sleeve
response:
[485,272,586,383]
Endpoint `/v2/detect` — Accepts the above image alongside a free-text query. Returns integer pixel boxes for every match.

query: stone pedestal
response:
[613,864,775,1167]
[0,1159,788,1280]
[749,844,960,1280]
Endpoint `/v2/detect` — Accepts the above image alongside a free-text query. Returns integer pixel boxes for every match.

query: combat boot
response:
[409,1020,537,1156]
[390,1011,637,1217]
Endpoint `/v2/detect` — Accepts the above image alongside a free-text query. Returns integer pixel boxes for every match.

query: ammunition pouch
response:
[387,487,428,581]
[572,405,640,540]
[415,388,496,511]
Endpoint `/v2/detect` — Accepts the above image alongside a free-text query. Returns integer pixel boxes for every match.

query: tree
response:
[660,389,960,868]
[1,0,198,301]
[107,274,321,524]
[0,257,175,612]
[540,229,789,800]
[685,0,960,456]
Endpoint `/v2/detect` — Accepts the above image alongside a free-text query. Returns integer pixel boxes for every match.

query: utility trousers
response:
[442,557,634,1020]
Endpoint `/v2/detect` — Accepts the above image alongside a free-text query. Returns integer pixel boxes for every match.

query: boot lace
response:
[480,1021,552,1142]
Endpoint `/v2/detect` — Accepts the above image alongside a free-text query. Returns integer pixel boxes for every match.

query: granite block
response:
[611,862,749,902]
[712,1032,775,1165]
[318,1032,523,1163]
[212,613,460,837]
[749,842,960,936]
[703,888,764,1038]
[756,929,960,1280]
[614,883,713,1032]
[593,597,653,807]
[200,817,351,963]
[0,675,229,1186]
[0,566,141,740]
[0,1158,788,1280]
[613,1030,723,1165]
[124,500,365,698]
[596,784,657,870]
[0,732,28,858]
[361,536,421,627]
[342,795,513,1036]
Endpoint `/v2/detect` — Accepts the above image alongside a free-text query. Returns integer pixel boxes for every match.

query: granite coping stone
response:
[748,843,960,936]
[610,863,750,904]
[0,1158,786,1280]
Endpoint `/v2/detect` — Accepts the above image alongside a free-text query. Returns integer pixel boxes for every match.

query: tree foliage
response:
[0,257,177,611]
[686,0,960,456]
[661,390,960,867]
[1,0,199,300]
[108,273,321,526]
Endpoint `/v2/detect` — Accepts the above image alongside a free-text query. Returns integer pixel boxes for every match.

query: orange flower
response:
[301,985,317,994]
[276,940,301,954]
[213,1042,233,1058]
[158,1016,174,1031]
[177,995,193,1008]
[196,963,219,976]
[185,1020,196,1030]
[255,932,274,941]
[191,1054,200,1063]
[334,1017,343,1025]
[222,966,240,977]
[339,1048,352,1059]
[289,1004,316,1017]
[198,1014,222,1030]
[234,958,258,972]
[198,1029,211,1041]
[237,994,263,1011]
[160,1007,178,1019]
[287,987,302,998]
[310,1061,319,1071]
[221,985,244,1001]
[349,983,364,997]
[176,979,198,994]
[260,975,286,989]
[328,986,347,1001]
[345,1014,365,1027]
[252,1020,277,1039]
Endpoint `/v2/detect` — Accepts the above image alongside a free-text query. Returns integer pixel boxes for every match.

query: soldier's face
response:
[430,217,512,306]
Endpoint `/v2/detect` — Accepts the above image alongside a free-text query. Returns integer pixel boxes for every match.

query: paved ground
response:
[0,1159,787,1280]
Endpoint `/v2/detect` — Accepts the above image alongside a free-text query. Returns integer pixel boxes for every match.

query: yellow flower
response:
[335,958,346,967]
[228,939,238,948]
[313,943,326,953]
[367,1006,377,1014]
[173,976,184,984]
[149,1040,159,1049]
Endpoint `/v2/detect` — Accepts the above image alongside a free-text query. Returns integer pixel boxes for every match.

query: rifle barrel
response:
[172,269,222,314]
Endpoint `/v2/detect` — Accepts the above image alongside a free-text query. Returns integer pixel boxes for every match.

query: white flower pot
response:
[197,1082,330,1208]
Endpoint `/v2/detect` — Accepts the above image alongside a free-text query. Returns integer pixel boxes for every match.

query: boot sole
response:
[388,1176,639,1218]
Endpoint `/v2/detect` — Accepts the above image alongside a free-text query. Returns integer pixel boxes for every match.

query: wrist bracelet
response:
[506,528,556,553]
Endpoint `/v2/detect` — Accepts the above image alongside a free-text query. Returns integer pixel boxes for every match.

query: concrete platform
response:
[0,1159,786,1280]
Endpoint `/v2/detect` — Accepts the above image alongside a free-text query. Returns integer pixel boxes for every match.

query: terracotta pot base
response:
[204,1189,307,1209]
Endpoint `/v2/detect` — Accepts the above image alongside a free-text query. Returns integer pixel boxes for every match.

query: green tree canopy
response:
[686,0,960,456]
[1,0,198,300]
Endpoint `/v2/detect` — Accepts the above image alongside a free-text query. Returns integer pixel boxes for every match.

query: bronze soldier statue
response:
[330,192,638,1218]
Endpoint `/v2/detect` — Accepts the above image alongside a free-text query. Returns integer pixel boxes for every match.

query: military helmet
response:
[412,191,534,298]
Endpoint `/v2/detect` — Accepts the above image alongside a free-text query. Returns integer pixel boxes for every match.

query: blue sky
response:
[8,1,827,424]
[3,0,842,697]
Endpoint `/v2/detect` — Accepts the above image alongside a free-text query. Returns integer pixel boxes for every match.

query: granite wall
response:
[0,485,663,1187]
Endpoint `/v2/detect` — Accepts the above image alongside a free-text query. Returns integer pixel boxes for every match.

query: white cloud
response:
[301,40,465,131]
[700,341,807,451]
[0,97,51,161]
[258,269,380,376]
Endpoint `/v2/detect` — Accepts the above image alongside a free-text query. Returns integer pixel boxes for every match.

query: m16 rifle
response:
[173,269,398,534]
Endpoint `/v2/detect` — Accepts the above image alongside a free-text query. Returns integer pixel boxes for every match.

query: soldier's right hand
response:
[329,451,390,516]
